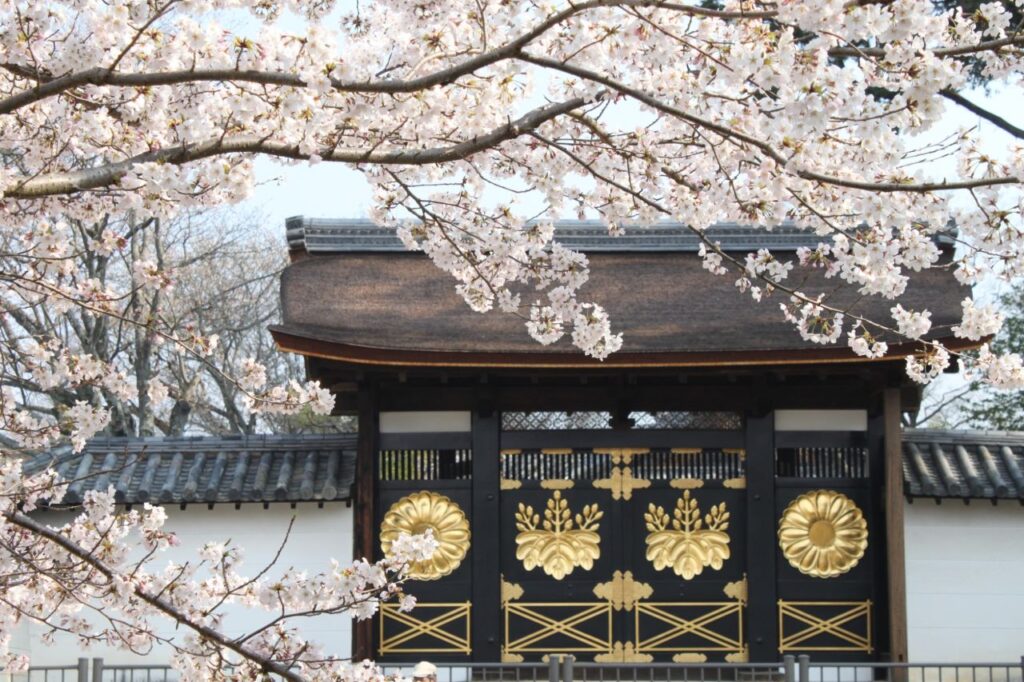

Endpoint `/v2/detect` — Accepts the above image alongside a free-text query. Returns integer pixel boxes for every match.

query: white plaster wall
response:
[22,503,354,668]
[380,411,470,433]
[774,409,868,431]
[905,501,1024,662]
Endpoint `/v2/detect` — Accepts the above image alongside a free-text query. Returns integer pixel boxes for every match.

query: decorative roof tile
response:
[286,216,942,254]
[902,430,1024,500]
[25,434,357,507]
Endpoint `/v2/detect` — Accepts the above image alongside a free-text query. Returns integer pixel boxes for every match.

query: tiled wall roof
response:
[903,429,1024,500]
[25,434,357,506]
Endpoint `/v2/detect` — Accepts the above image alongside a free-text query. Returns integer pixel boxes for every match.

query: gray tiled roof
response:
[25,429,1023,507]
[286,217,956,254]
[26,434,357,507]
[903,430,1024,500]
[286,217,843,254]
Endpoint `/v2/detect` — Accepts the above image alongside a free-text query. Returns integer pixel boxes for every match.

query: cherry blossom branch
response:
[3,508,307,682]
[827,33,1024,59]
[518,53,1021,192]
[528,128,953,352]
[5,97,593,198]
[0,0,781,117]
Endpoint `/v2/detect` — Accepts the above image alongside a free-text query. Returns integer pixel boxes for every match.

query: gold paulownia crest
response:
[644,490,731,579]
[778,489,868,578]
[379,491,470,581]
[515,490,603,580]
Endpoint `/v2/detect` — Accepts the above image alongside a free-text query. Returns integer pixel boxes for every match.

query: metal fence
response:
[16,656,1024,682]
[16,661,178,682]
[18,662,84,682]
[800,659,1024,682]
[377,657,1024,682]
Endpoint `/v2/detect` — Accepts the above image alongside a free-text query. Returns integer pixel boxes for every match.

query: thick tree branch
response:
[4,97,593,198]
[941,88,1024,140]
[0,0,775,116]
[2,7,1017,117]
[828,33,1024,59]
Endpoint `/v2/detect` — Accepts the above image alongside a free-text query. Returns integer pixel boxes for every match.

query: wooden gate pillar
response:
[745,411,777,662]
[883,388,908,662]
[354,386,378,661]
[470,408,501,661]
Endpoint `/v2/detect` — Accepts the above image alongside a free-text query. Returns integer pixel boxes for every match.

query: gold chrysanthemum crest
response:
[644,490,730,580]
[778,489,868,579]
[515,490,602,580]
[380,491,470,581]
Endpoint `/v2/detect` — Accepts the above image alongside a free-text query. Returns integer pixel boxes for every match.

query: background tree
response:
[959,284,1024,429]
[0,209,344,443]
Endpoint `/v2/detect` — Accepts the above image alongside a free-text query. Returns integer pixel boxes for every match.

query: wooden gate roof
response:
[273,217,972,369]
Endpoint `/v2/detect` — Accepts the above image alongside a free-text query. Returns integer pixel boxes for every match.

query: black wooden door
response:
[374,446,474,662]
[773,435,877,661]
[499,441,749,663]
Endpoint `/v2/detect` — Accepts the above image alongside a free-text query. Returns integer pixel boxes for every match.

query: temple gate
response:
[274,217,978,664]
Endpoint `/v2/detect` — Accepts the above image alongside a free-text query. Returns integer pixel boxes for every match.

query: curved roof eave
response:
[271,326,984,370]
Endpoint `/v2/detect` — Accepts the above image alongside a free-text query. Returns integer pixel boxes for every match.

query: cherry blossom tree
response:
[1,0,1024,678]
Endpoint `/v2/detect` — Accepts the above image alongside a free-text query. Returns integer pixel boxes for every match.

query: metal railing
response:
[379,661,552,682]
[15,661,177,682]
[19,661,86,682]
[17,656,1024,682]
[800,657,1024,682]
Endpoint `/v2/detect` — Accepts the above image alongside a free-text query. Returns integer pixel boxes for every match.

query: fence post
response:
[797,655,810,682]
[549,655,560,682]
[76,658,89,682]
[90,658,103,682]
[561,654,574,682]
[783,655,796,682]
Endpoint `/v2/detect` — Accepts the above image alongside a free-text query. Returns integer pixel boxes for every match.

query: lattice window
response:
[378,449,472,480]
[502,411,743,431]
[501,411,612,431]
[775,447,869,478]
[629,411,743,430]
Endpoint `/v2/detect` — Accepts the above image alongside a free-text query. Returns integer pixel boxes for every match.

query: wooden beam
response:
[884,388,908,662]
[352,386,377,660]
[470,409,501,661]
[370,383,880,412]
